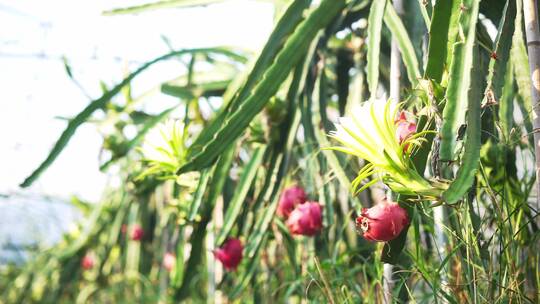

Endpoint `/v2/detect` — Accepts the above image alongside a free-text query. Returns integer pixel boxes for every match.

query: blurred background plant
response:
[1,0,539,303]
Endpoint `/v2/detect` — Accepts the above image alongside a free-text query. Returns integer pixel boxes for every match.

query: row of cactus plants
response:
[1,0,539,302]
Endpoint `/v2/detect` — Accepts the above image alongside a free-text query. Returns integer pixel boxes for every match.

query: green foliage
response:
[383,3,421,86]
[4,0,539,303]
[20,47,246,188]
[424,0,458,83]
[366,0,387,98]
[178,0,347,174]
[439,0,480,162]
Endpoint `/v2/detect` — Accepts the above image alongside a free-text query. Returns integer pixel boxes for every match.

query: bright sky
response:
[0,0,274,202]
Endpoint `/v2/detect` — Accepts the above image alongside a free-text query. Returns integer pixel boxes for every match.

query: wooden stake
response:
[522,0,540,222]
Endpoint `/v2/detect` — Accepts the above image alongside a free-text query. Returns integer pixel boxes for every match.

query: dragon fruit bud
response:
[163,252,176,272]
[355,199,409,242]
[277,186,307,218]
[286,202,323,236]
[395,111,416,151]
[214,238,243,271]
[130,224,144,241]
[81,254,94,270]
